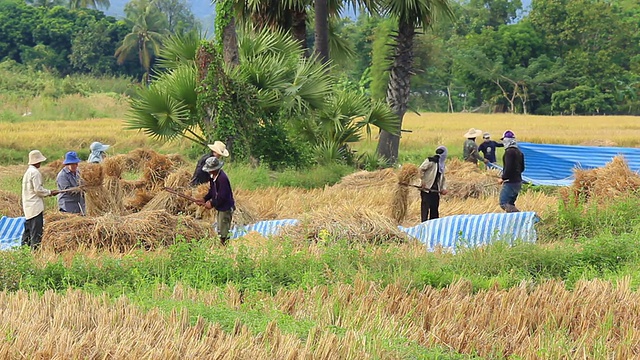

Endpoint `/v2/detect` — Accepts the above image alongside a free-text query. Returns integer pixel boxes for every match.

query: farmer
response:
[463,128,489,166]
[21,150,59,249]
[190,141,230,186]
[498,130,525,213]
[196,156,235,245]
[478,132,504,164]
[418,146,448,222]
[56,151,86,215]
[88,141,110,163]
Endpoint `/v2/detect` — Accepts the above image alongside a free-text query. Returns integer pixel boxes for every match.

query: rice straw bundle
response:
[142,169,192,214]
[570,156,640,204]
[233,189,259,226]
[281,205,407,244]
[127,148,158,171]
[142,153,174,189]
[330,168,396,190]
[445,158,501,198]
[104,177,125,215]
[124,189,154,212]
[105,154,131,173]
[166,153,187,168]
[120,179,146,198]
[0,190,23,217]
[102,157,123,178]
[42,210,212,252]
[391,163,420,224]
[80,163,104,187]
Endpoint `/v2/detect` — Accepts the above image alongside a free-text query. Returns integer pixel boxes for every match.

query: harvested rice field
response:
[2,113,640,358]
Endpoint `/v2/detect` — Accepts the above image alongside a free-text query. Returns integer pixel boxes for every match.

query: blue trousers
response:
[499,182,522,213]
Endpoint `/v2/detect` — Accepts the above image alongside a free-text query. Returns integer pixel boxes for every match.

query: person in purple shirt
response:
[196,156,235,245]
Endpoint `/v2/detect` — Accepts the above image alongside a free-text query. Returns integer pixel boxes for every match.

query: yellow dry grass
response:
[373,113,640,151]
[4,278,640,359]
[0,118,190,156]
[0,190,22,217]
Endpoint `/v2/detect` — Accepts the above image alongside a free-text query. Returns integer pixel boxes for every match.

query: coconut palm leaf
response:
[380,0,453,29]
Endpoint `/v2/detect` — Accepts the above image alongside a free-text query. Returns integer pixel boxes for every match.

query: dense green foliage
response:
[335,0,640,115]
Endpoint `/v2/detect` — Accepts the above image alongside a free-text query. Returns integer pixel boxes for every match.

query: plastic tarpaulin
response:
[0,216,25,250]
[230,212,538,252]
[398,211,538,252]
[491,142,640,186]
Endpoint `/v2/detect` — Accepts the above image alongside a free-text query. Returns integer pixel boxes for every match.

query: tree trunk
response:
[376,21,415,164]
[314,0,329,63]
[290,8,309,56]
[222,17,239,66]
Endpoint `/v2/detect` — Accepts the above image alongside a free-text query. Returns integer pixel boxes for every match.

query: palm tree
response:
[115,0,168,83]
[68,0,109,10]
[314,0,329,63]
[375,0,454,163]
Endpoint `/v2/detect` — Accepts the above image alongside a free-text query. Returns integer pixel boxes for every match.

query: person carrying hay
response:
[463,128,489,166]
[196,157,235,245]
[498,130,525,213]
[56,151,85,215]
[88,142,110,164]
[22,150,59,249]
[190,141,230,186]
[419,146,448,222]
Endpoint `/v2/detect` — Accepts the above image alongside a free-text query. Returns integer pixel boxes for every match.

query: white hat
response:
[207,141,229,157]
[28,150,47,165]
[464,128,483,138]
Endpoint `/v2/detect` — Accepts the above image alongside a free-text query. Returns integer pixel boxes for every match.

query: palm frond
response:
[126,86,192,142]
[157,31,202,69]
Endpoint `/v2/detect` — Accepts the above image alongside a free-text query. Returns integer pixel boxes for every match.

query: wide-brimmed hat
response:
[202,156,224,172]
[28,150,46,165]
[207,141,229,157]
[501,130,516,140]
[90,141,110,152]
[63,151,82,165]
[464,128,483,138]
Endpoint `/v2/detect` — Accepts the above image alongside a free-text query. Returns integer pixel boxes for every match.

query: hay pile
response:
[391,163,419,224]
[80,163,112,216]
[445,158,501,198]
[142,153,174,191]
[42,210,212,252]
[0,190,22,217]
[566,156,640,204]
[281,206,407,244]
[330,168,396,190]
[40,159,63,180]
[102,158,125,214]
[142,169,192,214]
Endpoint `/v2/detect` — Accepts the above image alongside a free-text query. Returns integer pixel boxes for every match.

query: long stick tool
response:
[163,186,200,203]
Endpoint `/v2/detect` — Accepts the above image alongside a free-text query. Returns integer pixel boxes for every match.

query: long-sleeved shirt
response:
[22,165,51,219]
[190,153,212,186]
[502,147,525,183]
[478,140,504,163]
[463,139,484,163]
[203,170,235,211]
[56,167,86,214]
[419,157,446,192]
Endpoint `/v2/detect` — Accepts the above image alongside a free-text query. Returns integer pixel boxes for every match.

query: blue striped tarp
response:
[494,142,640,186]
[398,212,538,252]
[231,219,300,239]
[0,216,25,250]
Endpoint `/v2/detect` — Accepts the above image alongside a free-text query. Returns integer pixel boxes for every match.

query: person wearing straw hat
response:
[195,156,235,245]
[21,150,59,249]
[478,132,504,164]
[498,130,525,213]
[56,151,86,215]
[463,128,489,165]
[190,141,230,186]
[419,146,448,222]
[88,141,110,163]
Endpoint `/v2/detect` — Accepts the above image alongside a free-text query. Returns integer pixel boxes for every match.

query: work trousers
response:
[22,212,44,250]
[420,191,440,222]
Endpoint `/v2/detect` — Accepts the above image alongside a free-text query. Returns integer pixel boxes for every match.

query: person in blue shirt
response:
[478,132,504,164]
